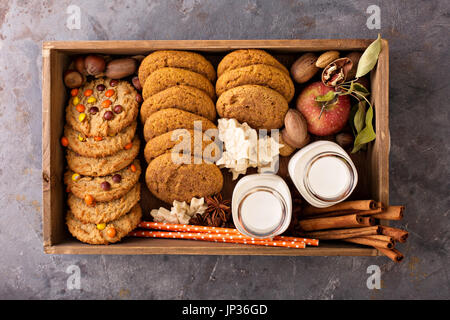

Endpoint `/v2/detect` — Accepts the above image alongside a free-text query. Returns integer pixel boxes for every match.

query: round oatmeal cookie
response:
[66,78,139,137]
[143,108,217,142]
[145,153,223,204]
[215,64,295,102]
[66,136,140,176]
[68,183,141,224]
[65,159,141,202]
[138,50,216,87]
[144,129,220,164]
[140,85,216,124]
[216,85,289,130]
[64,122,136,158]
[66,203,142,245]
[217,49,289,77]
[142,67,215,101]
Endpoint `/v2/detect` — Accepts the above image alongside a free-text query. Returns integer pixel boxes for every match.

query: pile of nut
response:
[64,54,144,94]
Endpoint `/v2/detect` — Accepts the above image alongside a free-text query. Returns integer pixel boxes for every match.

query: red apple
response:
[296,81,350,136]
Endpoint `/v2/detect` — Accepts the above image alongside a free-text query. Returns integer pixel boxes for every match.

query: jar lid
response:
[304,152,355,203]
[237,186,287,237]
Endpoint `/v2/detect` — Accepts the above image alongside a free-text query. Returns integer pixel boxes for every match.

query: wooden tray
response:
[42,39,389,255]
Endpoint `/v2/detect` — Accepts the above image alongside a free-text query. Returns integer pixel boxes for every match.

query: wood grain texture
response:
[44,238,377,256]
[42,39,388,256]
[42,39,374,54]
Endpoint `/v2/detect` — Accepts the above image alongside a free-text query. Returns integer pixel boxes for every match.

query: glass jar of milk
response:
[232,174,292,238]
[288,141,358,208]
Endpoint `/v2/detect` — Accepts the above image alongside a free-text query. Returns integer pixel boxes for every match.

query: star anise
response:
[189,194,232,228]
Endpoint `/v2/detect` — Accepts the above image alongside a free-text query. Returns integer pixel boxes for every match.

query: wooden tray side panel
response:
[42,48,67,249]
[370,39,390,207]
[42,39,373,55]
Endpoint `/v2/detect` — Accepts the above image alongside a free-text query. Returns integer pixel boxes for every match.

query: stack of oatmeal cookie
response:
[63,78,142,245]
[138,50,223,205]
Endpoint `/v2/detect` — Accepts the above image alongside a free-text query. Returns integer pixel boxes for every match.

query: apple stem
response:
[318,104,326,119]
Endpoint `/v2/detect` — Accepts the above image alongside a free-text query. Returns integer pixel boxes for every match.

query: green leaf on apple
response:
[354,100,366,133]
[352,82,370,97]
[351,104,376,153]
[356,34,382,79]
[315,91,337,103]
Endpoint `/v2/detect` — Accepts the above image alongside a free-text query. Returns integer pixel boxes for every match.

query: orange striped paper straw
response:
[136,221,319,246]
[129,230,307,249]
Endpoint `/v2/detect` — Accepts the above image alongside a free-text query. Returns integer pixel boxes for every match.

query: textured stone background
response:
[0,0,448,299]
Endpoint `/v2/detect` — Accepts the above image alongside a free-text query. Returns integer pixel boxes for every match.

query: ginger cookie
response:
[66,203,142,245]
[142,67,215,100]
[66,137,140,176]
[143,108,217,142]
[144,129,220,164]
[217,49,289,77]
[140,85,216,124]
[66,78,139,137]
[216,85,289,130]
[215,64,295,102]
[145,153,223,204]
[138,50,216,87]
[64,122,136,158]
[65,160,141,203]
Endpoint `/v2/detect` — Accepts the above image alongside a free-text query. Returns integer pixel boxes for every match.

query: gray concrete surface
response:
[0,0,449,300]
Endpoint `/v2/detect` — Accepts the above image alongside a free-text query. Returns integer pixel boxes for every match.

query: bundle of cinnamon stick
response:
[296,200,407,263]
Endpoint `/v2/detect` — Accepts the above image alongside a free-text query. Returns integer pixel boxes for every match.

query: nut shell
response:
[281,128,310,149]
[278,134,296,157]
[64,70,85,88]
[321,57,353,87]
[290,53,320,84]
[336,132,354,149]
[284,109,309,146]
[74,56,87,75]
[84,55,106,76]
[316,51,340,68]
[105,58,137,79]
[345,51,363,79]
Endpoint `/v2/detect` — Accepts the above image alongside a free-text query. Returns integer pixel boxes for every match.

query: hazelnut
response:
[63,70,84,88]
[336,132,354,149]
[84,55,106,76]
[74,56,87,75]
[132,76,142,91]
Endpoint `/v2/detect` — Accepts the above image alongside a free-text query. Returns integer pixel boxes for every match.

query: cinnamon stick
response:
[303,227,380,240]
[375,247,404,263]
[356,208,384,216]
[371,206,404,220]
[302,209,357,219]
[379,226,409,243]
[358,216,376,226]
[298,214,369,232]
[303,200,377,216]
[304,226,380,237]
[362,235,394,242]
[344,237,394,249]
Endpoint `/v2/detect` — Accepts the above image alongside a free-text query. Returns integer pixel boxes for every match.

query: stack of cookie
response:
[215,49,293,130]
[63,78,142,245]
[138,50,223,204]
